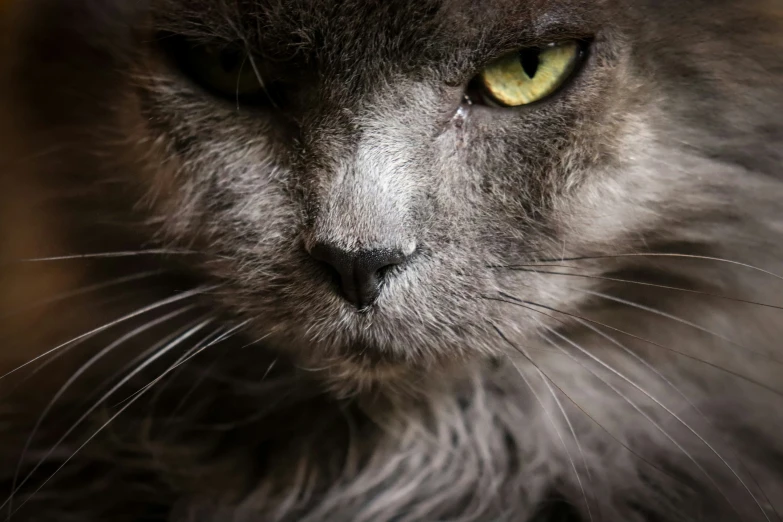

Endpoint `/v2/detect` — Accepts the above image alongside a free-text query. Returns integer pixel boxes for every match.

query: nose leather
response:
[310,243,409,309]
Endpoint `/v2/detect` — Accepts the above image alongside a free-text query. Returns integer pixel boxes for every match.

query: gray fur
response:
[1,0,783,520]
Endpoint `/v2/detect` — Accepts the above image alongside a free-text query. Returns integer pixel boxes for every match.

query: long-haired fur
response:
[1,0,783,520]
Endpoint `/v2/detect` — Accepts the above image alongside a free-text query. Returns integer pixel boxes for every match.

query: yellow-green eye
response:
[162,35,268,101]
[479,41,582,107]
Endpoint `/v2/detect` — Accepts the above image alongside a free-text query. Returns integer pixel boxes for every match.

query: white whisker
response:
[489,294,783,398]
[113,326,225,409]
[0,286,217,381]
[541,326,767,521]
[487,295,759,519]
[6,305,196,517]
[121,320,249,409]
[499,265,783,310]
[562,310,782,522]
[489,323,594,522]
[153,320,250,422]
[1,317,215,513]
[8,249,200,264]
[519,253,783,283]
[575,287,782,364]
[0,270,165,320]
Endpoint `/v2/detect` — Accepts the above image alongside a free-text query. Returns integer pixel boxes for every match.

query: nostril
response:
[307,242,414,309]
[375,263,396,281]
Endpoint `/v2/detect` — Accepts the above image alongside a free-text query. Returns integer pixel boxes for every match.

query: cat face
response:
[10,0,783,391]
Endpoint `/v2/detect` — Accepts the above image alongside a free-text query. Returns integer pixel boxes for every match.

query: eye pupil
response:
[519,48,541,79]
[219,50,242,73]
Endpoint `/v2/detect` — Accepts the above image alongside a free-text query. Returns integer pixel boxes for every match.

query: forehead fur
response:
[153,0,607,80]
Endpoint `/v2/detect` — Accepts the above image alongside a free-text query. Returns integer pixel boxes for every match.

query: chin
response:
[262,329,470,397]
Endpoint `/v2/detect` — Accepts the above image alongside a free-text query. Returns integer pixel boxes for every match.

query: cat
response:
[1,0,783,520]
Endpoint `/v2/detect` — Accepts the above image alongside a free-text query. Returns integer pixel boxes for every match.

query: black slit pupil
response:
[519,48,541,79]
[219,50,243,73]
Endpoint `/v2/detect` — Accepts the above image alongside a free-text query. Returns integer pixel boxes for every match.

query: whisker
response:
[492,295,766,520]
[498,266,783,310]
[7,305,196,517]
[239,332,272,349]
[1,288,175,401]
[7,355,220,518]
[1,317,215,514]
[156,321,250,424]
[484,294,783,399]
[260,358,278,381]
[294,363,338,372]
[207,321,250,346]
[165,348,228,424]
[538,299,770,415]
[484,300,697,489]
[0,333,101,400]
[499,253,783,282]
[530,303,781,522]
[247,51,279,109]
[167,357,282,432]
[537,328,749,521]
[117,320,249,409]
[489,323,594,521]
[6,249,202,264]
[142,325,230,430]
[0,270,166,320]
[496,332,692,489]
[223,9,280,110]
[115,327,226,410]
[0,285,217,381]
[573,287,783,365]
[87,323,215,409]
[181,360,295,433]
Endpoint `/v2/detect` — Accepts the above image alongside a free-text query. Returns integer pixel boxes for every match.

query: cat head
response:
[8,0,783,393]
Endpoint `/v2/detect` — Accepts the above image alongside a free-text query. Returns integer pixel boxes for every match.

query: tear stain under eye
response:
[434,96,470,140]
[450,98,471,148]
[453,96,471,129]
[454,105,468,128]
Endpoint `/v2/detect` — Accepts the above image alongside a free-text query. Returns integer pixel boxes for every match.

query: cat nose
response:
[309,242,412,309]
